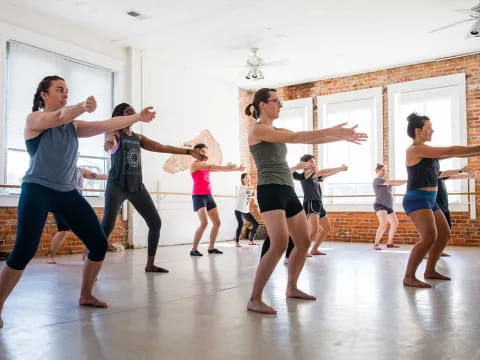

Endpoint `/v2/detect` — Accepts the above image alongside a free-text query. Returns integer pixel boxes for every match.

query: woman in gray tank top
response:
[246,88,368,315]
[0,75,156,328]
[372,164,406,251]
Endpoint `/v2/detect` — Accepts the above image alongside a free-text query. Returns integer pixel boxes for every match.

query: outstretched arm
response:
[315,164,348,178]
[191,162,244,172]
[81,167,108,181]
[440,165,478,179]
[384,179,407,186]
[410,144,480,160]
[250,123,368,145]
[25,96,96,139]
[139,135,207,161]
[74,107,156,138]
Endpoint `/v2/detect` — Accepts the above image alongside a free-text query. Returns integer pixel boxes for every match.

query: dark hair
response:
[244,88,276,119]
[241,173,248,184]
[193,143,207,150]
[32,75,65,112]
[376,163,384,171]
[300,154,315,162]
[112,103,131,117]
[407,112,430,139]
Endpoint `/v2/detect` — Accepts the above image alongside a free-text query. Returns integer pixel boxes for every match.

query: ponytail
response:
[244,88,276,119]
[32,75,65,112]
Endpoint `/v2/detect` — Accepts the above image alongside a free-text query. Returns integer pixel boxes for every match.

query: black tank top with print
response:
[108,130,143,192]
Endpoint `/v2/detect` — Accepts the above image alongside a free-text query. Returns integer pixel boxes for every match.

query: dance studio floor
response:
[0,241,479,360]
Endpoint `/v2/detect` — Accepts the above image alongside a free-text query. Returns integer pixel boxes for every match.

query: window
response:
[317,88,383,205]
[275,98,313,196]
[388,74,467,206]
[4,41,113,195]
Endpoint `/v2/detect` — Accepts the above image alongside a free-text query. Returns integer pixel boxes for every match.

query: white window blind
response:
[5,41,113,195]
[317,88,383,205]
[388,74,467,205]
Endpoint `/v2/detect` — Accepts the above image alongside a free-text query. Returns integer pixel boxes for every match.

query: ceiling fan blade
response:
[455,9,475,15]
[263,60,289,67]
[429,18,474,33]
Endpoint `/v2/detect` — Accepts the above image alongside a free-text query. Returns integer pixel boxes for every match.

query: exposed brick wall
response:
[0,207,127,256]
[239,54,480,246]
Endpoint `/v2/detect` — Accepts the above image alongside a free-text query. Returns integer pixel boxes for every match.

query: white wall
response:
[131,52,241,247]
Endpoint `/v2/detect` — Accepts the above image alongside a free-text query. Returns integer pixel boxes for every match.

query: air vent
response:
[126,9,150,20]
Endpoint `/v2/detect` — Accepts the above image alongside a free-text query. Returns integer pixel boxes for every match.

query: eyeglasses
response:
[266,99,282,105]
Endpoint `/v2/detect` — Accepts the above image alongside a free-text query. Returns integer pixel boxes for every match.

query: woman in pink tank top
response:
[189,143,244,256]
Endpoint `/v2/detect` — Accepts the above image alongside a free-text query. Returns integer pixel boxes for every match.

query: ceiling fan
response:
[245,48,265,80]
[429,2,480,37]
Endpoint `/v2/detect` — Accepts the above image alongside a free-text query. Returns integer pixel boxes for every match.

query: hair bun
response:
[407,112,418,122]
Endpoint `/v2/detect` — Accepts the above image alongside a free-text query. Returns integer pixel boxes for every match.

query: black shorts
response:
[256,184,303,218]
[303,200,327,218]
[373,204,394,215]
[53,213,70,231]
[192,194,217,212]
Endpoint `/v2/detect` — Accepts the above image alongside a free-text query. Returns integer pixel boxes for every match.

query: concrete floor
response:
[0,241,479,360]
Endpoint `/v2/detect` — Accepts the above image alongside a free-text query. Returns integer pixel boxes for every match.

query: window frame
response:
[316,87,383,211]
[0,37,120,207]
[387,73,468,212]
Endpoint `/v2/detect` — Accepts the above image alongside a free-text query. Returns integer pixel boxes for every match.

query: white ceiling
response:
[1,0,480,89]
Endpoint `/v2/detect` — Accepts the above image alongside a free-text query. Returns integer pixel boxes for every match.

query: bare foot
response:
[440,252,451,257]
[235,243,242,248]
[46,258,56,264]
[145,265,169,273]
[310,250,326,256]
[286,288,317,300]
[306,253,313,258]
[424,271,451,280]
[79,295,108,308]
[247,300,276,314]
[403,277,432,288]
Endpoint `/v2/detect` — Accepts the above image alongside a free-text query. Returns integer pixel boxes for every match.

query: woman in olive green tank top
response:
[246,88,367,315]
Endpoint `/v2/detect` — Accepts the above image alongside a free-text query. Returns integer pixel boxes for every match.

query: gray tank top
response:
[249,141,294,187]
[23,123,79,192]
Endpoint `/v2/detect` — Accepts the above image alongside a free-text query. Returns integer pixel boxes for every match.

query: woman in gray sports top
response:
[0,75,156,328]
[372,164,406,251]
[246,87,368,315]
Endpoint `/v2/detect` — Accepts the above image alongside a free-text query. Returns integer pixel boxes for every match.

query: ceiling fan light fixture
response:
[469,21,480,36]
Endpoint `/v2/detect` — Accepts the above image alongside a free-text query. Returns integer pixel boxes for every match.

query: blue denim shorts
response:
[402,189,439,216]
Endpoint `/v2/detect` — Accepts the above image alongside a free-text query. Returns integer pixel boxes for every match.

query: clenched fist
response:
[83,96,97,113]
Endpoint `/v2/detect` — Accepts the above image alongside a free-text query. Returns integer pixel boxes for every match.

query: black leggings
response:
[260,236,295,259]
[7,183,107,270]
[234,210,259,242]
[102,182,161,257]
[438,205,452,230]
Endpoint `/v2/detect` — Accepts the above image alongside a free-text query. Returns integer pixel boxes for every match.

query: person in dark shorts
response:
[432,165,478,257]
[372,164,406,250]
[246,87,367,314]
[190,143,243,256]
[292,155,347,255]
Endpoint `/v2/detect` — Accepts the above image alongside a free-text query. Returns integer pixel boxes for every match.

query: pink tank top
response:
[191,169,211,195]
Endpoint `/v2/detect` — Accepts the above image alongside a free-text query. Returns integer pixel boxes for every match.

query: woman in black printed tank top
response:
[402,113,480,288]
[103,103,206,273]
